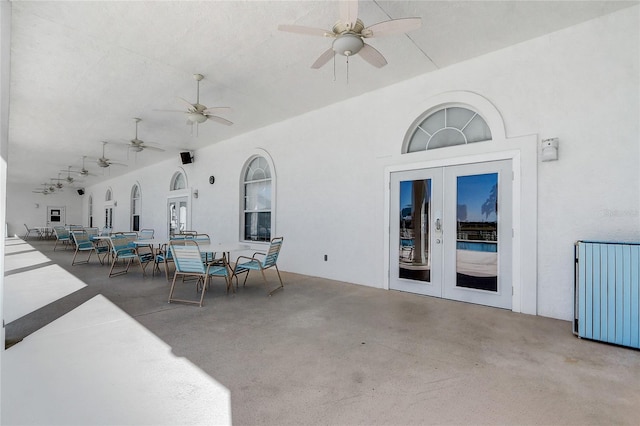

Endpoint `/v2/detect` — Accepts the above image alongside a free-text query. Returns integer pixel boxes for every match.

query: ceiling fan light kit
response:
[332,33,364,56]
[187,112,208,124]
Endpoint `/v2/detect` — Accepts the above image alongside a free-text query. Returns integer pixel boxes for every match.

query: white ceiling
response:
[8,0,636,189]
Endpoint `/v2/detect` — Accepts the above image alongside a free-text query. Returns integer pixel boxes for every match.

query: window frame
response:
[131,183,141,232]
[88,195,93,227]
[403,104,492,153]
[240,151,276,243]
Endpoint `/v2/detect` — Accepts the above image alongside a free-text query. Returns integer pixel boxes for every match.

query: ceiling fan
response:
[49,174,65,191]
[156,74,233,130]
[95,142,127,168]
[119,118,165,153]
[278,0,421,69]
[59,166,86,184]
[32,183,52,195]
[69,156,98,177]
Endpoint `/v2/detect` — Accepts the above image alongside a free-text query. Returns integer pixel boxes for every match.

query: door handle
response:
[435,218,441,231]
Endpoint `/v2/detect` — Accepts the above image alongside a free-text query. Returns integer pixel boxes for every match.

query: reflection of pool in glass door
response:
[390,160,512,309]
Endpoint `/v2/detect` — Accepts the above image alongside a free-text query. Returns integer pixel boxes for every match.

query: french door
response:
[167,197,189,237]
[46,206,66,227]
[390,160,512,309]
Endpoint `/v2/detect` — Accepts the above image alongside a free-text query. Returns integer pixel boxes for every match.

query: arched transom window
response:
[171,171,186,191]
[405,106,492,153]
[105,188,112,201]
[242,156,272,242]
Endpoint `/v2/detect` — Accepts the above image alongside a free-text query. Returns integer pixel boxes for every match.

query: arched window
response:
[131,184,141,232]
[242,155,274,242]
[88,195,93,227]
[171,171,186,191]
[405,106,492,153]
[104,188,113,230]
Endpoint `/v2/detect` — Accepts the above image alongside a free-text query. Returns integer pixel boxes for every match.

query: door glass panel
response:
[399,179,432,282]
[168,199,188,236]
[456,173,498,292]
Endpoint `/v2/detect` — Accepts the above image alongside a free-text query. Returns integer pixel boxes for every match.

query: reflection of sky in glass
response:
[458,173,497,222]
[400,175,496,222]
[400,180,431,215]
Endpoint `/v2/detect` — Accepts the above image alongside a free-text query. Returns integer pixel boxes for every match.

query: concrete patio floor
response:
[3,237,639,425]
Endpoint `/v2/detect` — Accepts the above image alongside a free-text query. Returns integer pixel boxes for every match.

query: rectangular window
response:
[132,191,141,232]
[105,208,113,229]
[244,180,271,241]
[244,212,271,242]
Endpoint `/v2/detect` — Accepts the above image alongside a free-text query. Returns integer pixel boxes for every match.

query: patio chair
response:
[53,226,71,251]
[138,229,154,240]
[153,235,190,281]
[231,237,284,296]
[188,233,215,262]
[168,241,231,307]
[107,235,154,277]
[84,227,100,237]
[24,224,42,240]
[71,231,108,265]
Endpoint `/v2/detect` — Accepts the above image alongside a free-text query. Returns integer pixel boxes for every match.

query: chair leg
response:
[274,265,284,289]
[198,276,208,307]
[164,260,171,282]
[72,248,93,266]
[109,256,133,277]
[168,273,179,303]
[261,266,284,296]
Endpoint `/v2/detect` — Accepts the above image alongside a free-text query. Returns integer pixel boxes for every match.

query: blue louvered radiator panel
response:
[574,241,640,348]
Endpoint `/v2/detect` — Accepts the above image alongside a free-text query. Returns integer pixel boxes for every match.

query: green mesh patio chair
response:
[23,224,42,240]
[53,226,71,251]
[168,241,231,307]
[107,235,153,277]
[71,231,108,265]
[231,237,284,296]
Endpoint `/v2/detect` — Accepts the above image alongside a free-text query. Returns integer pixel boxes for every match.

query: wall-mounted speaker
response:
[180,151,193,164]
[77,189,85,195]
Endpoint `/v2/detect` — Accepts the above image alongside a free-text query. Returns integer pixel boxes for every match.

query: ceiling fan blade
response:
[277,24,334,37]
[153,109,187,113]
[311,48,335,69]
[142,145,166,152]
[362,17,422,38]
[339,0,359,29]
[178,97,196,109]
[359,43,388,68]
[206,115,233,126]
[203,107,231,114]
[109,161,128,167]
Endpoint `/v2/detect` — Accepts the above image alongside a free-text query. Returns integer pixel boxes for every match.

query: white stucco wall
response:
[36,6,640,321]
[5,183,83,237]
